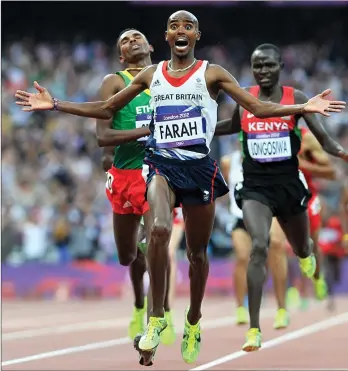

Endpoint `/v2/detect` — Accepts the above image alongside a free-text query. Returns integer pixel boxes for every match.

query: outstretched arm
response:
[208,64,346,119]
[295,90,348,161]
[96,74,150,149]
[214,104,241,136]
[15,66,155,120]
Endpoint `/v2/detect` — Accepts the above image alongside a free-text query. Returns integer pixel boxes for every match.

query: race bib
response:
[247,131,292,162]
[136,113,152,142]
[154,110,205,149]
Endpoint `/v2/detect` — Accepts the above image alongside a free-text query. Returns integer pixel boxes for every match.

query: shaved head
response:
[167,10,199,29]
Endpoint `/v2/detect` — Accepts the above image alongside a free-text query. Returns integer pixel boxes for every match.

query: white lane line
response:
[190,312,348,370]
[3,317,131,341]
[2,308,276,366]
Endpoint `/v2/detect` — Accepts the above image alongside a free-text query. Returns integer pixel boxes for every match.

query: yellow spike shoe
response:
[299,254,316,278]
[181,308,201,364]
[242,328,262,352]
[236,306,249,325]
[128,297,147,340]
[273,308,289,329]
[160,310,176,345]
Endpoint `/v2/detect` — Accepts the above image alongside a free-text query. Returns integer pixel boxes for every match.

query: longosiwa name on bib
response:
[147,60,218,160]
[247,123,292,163]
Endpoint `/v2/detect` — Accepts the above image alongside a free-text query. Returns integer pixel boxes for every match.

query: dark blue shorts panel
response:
[143,155,229,207]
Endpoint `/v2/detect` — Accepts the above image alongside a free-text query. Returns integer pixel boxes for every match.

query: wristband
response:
[52,98,59,111]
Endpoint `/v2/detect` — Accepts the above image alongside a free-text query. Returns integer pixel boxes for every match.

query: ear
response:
[164,31,168,42]
[196,30,201,41]
[149,44,154,53]
[119,55,125,64]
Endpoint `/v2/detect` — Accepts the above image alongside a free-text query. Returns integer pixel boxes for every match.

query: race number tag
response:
[298,170,309,189]
[106,172,114,193]
[136,113,152,142]
[154,110,205,148]
[247,132,292,162]
[310,195,321,215]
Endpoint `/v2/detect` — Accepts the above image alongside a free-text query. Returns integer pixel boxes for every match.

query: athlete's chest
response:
[150,79,206,107]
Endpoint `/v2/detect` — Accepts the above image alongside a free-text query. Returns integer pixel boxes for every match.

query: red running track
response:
[2,296,348,370]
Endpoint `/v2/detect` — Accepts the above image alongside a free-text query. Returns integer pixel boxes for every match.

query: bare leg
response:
[113,213,146,309]
[183,203,216,325]
[269,218,288,310]
[277,211,312,259]
[242,200,273,330]
[146,176,175,318]
[311,229,322,280]
[167,222,185,309]
[232,228,252,307]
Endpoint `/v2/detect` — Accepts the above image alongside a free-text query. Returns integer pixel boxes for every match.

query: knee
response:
[250,237,269,263]
[187,249,208,266]
[236,251,249,267]
[118,245,137,266]
[269,236,284,253]
[118,253,136,266]
[151,218,172,244]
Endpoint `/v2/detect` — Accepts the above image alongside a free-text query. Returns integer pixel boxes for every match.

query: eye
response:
[185,24,193,30]
[170,24,177,30]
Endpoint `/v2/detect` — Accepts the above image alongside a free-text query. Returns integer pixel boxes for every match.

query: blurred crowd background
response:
[2,1,348,265]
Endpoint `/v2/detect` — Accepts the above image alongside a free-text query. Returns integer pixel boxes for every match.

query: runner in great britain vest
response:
[142,60,229,207]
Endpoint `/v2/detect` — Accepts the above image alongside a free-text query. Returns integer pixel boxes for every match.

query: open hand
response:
[15,81,54,111]
[304,89,346,117]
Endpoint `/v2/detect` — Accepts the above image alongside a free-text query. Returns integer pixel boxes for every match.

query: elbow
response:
[250,103,267,118]
[97,136,106,147]
[100,103,113,120]
[102,110,113,120]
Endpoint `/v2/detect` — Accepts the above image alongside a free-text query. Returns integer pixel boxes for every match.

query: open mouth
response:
[175,39,189,50]
[131,44,140,50]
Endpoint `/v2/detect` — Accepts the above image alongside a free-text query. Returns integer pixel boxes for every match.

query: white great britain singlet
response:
[228,151,244,219]
[148,60,218,160]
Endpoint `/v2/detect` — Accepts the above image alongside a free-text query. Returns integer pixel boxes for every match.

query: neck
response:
[259,83,281,98]
[169,51,195,70]
[126,55,152,70]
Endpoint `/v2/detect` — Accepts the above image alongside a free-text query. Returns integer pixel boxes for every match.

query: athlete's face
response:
[118,30,153,63]
[251,50,283,89]
[165,11,201,57]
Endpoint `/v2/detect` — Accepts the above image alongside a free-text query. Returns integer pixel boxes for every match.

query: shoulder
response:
[103,73,123,84]
[139,64,158,80]
[98,74,124,97]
